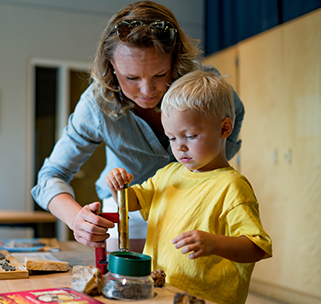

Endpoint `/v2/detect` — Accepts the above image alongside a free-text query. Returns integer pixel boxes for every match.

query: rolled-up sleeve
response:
[226,89,244,160]
[31,89,103,210]
[202,65,245,160]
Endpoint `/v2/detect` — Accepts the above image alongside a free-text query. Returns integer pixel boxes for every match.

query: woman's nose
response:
[140,80,156,96]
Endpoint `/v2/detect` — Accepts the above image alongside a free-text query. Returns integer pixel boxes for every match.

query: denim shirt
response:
[31,65,245,210]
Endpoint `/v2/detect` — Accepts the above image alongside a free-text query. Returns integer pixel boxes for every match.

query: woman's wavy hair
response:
[90,1,202,117]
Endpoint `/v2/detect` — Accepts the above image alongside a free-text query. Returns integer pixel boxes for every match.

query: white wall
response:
[0,0,204,238]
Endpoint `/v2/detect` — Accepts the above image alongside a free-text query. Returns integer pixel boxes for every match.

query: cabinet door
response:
[238,28,289,285]
[281,11,321,297]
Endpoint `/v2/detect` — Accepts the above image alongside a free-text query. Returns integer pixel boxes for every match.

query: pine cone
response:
[150,269,166,287]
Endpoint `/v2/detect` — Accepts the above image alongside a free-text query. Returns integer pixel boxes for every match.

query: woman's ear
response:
[110,60,115,71]
[221,117,233,139]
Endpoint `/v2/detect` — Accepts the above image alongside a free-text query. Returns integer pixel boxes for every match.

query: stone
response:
[71,265,103,296]
[174,292,205,304]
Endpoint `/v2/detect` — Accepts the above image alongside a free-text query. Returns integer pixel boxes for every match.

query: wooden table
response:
[0,241,214,303]
[0,210,57,237]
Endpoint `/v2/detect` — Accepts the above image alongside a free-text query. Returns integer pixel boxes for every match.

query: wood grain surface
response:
[0,242,215,304]
[0,250,29,279]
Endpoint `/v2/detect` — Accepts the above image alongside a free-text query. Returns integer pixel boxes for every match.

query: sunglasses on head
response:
[115,20,177,46]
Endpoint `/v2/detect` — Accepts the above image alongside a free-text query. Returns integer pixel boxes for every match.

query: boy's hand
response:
[173,231,266,262]
[172,230,214,259]
[105,167,134,191]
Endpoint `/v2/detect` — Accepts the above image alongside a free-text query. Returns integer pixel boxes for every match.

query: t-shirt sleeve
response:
[223,176,272,259]
[131,164,171,221]
[227,203,272,259]
[131,175,157,221]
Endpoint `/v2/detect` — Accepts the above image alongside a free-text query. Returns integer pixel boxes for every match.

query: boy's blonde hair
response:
[161,70,235,126]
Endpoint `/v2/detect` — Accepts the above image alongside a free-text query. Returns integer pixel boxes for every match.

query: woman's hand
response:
[48,194,115,248]
[105,167,134,191]
[72,202,115,248]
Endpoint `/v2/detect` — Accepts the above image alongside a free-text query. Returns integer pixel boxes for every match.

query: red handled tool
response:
[95,212,119,274]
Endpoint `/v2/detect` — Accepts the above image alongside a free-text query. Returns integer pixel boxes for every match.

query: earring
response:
[113,70,116,74]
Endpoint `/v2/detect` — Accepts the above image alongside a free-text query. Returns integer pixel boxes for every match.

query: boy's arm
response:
[105,167,141,211]
[173,231,265,263]
[210,234,265,262]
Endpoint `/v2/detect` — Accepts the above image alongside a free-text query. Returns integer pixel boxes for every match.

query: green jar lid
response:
[108,251,151,277]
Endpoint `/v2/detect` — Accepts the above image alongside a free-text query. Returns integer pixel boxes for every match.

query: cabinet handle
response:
[285,148,292,164]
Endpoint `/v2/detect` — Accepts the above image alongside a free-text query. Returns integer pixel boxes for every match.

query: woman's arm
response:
[31,86,115,248]
[31,85,103,211]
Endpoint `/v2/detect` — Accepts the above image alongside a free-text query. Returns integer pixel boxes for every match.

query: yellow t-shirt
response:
[132,163,272,304]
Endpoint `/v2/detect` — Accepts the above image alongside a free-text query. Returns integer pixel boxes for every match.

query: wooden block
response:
[0,250,29,279]
[25,257,69,272]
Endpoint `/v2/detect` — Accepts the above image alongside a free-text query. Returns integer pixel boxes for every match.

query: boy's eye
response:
[168,137,176,142]
[186,135,196,140]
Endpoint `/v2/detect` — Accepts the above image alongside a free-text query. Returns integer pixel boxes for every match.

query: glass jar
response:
[103,271,154,300]
[101,251,154,300]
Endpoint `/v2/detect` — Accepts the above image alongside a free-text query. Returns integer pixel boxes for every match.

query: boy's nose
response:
[177,143,188,151]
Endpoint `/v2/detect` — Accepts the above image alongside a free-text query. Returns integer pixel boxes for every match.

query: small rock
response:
[174,292,205,304]
[71,266,103,296]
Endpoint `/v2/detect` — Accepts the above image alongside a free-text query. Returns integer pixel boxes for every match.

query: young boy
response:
[105,70,272,304]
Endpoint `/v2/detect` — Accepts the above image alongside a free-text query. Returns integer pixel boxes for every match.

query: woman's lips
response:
[140,96,157,102]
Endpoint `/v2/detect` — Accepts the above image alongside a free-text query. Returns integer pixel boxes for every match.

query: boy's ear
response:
[221,118,233,139]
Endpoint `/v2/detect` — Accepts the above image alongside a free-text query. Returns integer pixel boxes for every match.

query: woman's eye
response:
[155,73,167,78]
[168,137,176,142]
[127,76,138,80]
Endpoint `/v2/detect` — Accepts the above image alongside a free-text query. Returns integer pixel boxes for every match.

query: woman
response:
[31,1,244,251]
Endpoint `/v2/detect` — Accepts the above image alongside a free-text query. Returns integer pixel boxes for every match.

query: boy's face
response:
[161,109,231,172]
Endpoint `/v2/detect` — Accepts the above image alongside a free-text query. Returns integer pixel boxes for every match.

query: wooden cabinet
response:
[203,8,321,304]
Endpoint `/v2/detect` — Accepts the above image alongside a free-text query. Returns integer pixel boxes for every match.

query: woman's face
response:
[111,44,173,109]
